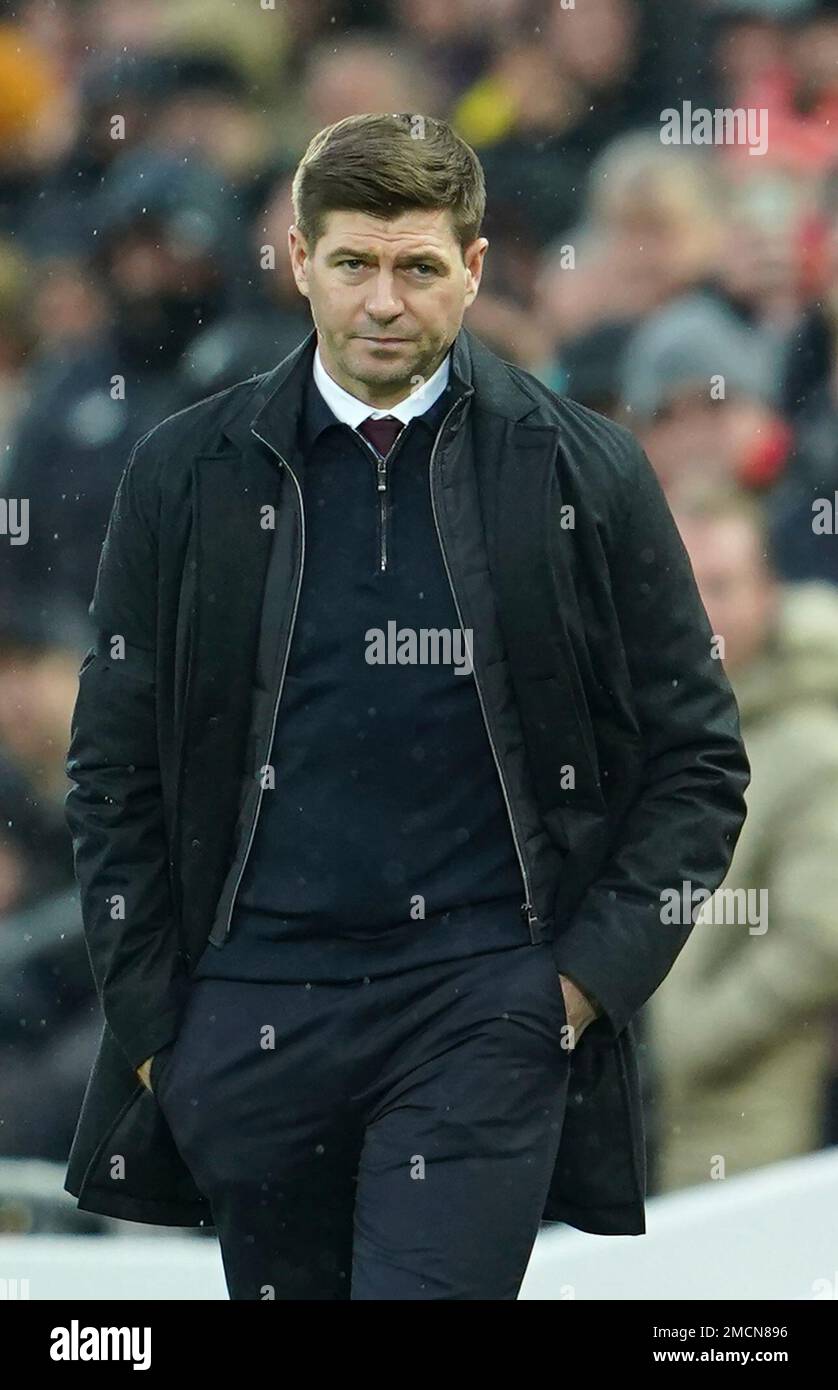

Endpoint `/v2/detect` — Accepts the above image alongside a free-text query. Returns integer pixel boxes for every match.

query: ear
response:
[463,236,489,307]
[288,224,311,300]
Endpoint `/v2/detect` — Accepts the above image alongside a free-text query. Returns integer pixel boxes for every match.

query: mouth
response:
[358,336,411,344]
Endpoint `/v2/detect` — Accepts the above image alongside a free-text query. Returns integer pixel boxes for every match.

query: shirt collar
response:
[302,339,458,447]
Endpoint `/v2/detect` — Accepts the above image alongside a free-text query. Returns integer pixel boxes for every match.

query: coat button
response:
[208,715,219,727]
[191,839,201,850]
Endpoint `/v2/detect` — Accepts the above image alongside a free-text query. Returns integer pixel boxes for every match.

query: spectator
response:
[762,173,838,583]
[646,482,838,1191]
[618,291,790,495]
[178,172,314,400]
[0,749,71,913]
[0,877,100,1162]
[715,0,838,178]
[294,34,442,152]
[0,598,88,827]
[1,147,239,615]
[534,137,727,364]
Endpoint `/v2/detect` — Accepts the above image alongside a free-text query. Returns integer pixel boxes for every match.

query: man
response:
[647,483,838,1191]
[63,113,749,1300]
[617,292,788,498]
[1,148,235,619]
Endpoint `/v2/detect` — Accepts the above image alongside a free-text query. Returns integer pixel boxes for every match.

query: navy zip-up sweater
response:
[193,363,528,982]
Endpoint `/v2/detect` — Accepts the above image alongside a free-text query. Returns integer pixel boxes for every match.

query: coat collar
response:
[220,320,542,460]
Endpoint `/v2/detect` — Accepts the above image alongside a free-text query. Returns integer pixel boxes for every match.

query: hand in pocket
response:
[147,1041,178,1096]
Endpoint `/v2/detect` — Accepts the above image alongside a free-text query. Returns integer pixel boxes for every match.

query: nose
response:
[365,267,403,322]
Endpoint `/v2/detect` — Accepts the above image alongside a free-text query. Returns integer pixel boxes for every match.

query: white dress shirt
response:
[312,342,451,426]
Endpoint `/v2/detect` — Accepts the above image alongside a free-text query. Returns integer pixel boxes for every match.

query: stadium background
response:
[0,0,837,1251]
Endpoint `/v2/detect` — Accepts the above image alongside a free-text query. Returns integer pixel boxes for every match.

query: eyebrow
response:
[326,247,448,269]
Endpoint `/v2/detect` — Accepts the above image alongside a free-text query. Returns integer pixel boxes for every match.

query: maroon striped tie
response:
[357,415,404,457]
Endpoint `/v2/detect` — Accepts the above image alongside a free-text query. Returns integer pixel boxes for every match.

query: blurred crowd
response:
[1,0,837,1226]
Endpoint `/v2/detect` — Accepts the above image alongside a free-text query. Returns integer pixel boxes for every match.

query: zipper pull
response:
[376,457,387,490]
[521,901,542,944]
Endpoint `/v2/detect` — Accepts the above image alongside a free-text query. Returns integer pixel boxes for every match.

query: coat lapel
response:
[178,445,284,932]
[495,422,604,794]
[183,329,316,787]
[189,448,280,726]
[464,344,607,835]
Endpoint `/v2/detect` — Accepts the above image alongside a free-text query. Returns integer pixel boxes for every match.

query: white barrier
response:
[0,1233,228,1301]
[521,1146,838,1300]
[1,1147,836,1299]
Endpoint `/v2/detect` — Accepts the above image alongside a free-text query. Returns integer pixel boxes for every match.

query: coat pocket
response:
[547,1024,646,1215]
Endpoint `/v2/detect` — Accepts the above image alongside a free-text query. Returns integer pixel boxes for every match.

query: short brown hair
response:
[291,113,486,256]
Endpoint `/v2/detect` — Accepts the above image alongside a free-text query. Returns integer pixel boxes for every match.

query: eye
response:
[339,258,365,271]
[412,263,437,276]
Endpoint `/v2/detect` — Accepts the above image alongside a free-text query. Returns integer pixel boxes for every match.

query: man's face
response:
[288,207,488,407]
[674,514,779,673]
[107,223,219,303]
[104,221,225,364]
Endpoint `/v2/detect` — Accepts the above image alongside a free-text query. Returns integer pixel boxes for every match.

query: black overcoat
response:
[63,323,750,1233]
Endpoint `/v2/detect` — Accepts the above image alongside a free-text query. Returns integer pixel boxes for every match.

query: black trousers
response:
[151,939,571,1299]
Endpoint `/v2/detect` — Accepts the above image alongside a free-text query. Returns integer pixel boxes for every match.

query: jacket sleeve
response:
[64,430,189,1073]
[552,431,751,1036]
